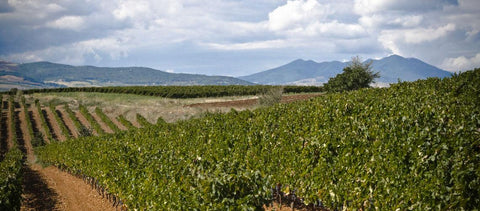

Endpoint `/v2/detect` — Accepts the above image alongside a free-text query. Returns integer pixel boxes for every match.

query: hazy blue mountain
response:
[239,55,452,85]
[368,55,452,83]
[0,61,252,90]
[239,59,346,85]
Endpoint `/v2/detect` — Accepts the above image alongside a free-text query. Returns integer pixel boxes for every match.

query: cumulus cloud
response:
[0,0,479,76]
[268,0,330,31]
[46,16,85,31]
[441,53,480,72]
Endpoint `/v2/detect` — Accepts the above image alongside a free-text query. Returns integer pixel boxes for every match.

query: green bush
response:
[325,56,379,92]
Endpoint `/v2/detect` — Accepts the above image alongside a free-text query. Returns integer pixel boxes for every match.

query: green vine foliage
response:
[0,95,23,210]
[136,114,152,128]
[36,69,480,210]
[79,105,105,135]
[117,115,135,130]
[95,107,121,133]
[20,85,323,98]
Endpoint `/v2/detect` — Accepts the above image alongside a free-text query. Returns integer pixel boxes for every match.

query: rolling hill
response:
[0,61,253,91]
[239,55,452,85]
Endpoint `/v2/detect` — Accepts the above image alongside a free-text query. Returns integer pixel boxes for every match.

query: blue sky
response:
[1,0,479,76]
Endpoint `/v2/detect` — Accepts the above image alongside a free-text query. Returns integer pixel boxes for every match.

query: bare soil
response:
[75,111,98,136]
[44,107,66,141]
[90,111,114,134]
[19,104,118,211]
[30,106,50,144]
[56,107,79,138]
[21,164,116,211]
[109,114,128,131]
[18,106,34,163]
[129,116,141,128]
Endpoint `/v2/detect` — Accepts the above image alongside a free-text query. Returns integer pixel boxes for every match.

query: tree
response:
[324,56,380,92]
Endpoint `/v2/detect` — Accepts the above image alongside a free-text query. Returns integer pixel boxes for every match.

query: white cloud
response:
[268,0,330,31]
[441,53,480,72]
[205,39,288,50]
[403,23,455,44]
[5,37,129,65]
[46,16,85,31]
[1,0,479,76]
[379,24,456,54]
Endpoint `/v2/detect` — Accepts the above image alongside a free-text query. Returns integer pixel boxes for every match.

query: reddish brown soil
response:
[18,106,34,163]
[90,111,114,134]
[75,111,98,136]
[21,164,117,211]
[19,104,118,211]
[56,107,79,138]
[187,93,323,109]
[44,107,66,141]
[129,116,141,128]
[30,106,50,144]
[109,114,127,131]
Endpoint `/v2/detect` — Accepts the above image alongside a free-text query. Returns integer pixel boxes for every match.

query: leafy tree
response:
[324,56,380,92]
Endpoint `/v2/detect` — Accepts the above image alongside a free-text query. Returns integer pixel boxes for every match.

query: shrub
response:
[324,56,379,92]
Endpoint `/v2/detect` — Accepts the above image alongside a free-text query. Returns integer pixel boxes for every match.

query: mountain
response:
[0,61,252,91]
[239,55,452,85]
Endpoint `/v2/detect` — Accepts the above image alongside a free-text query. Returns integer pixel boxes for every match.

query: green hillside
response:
[36,68,480,210]
[0,61,253,88]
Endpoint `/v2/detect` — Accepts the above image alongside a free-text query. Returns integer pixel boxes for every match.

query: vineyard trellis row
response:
[35,69,480,210]
[18,85,323,99]
[79,105,106,136]
[0,94,24,210]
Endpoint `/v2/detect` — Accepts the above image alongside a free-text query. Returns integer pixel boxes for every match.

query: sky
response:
[0,0,479,76]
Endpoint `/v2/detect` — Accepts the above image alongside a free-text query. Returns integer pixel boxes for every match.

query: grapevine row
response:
[35,100,54,142]
[95,107,121,133]
[19,85,323,98]
[20,97,35,141]
[64,103,86,137]
[0,94,23,210]
[135,113,151,128]
[49,103,72,139]
[79,105,105,135]
[36,69,480,210]
[116,115,135,130]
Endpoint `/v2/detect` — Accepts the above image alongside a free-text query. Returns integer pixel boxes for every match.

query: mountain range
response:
[0,61,252,91]
[0,55,452,91]
[239,55,452,86]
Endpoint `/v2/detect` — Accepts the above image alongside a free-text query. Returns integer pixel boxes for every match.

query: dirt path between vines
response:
[75,111,98,136]
[30,106,50,144]
[18,106,34,163]
[22,164,117,211]
[44,107,66,141]
[109,114,127,131]
[56,107,79,138]
[20,106,117,211]
[90,111,114,134]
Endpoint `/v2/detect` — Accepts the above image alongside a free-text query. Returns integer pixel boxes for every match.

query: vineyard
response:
[20,85,323,98]
[0,90,154,210]
[1,69,479,210]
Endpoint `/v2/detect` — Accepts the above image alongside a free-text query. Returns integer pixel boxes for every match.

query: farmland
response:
[1,70,479,210]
